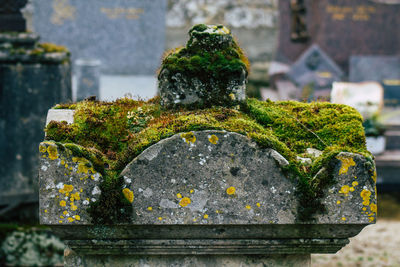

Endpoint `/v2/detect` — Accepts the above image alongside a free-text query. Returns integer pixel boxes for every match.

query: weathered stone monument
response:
[0,0,72,221]
[32,0,167,75]
[39,25,377,266]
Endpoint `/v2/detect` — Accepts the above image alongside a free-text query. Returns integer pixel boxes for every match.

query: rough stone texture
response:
[159,25,247,108]
[0,33,71,221]
[40,130,377,227]
[39,141,103,225]
[65,253,311,267]
[32,0,166,75]
[121,131,295,225]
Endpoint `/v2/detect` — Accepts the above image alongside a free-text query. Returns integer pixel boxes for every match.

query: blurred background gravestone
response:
[286,44,344,100]
[350,56,400,106]
[0,0,72,223]
[32,0,167,100]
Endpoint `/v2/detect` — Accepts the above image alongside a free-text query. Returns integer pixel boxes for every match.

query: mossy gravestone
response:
[40,25,377,267]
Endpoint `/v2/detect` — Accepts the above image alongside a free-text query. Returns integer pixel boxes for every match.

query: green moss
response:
[159,24,250,107]
[45,97,370,223]
[30,43,69,56]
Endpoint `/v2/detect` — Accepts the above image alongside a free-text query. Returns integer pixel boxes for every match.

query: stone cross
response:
[0,0,28,32]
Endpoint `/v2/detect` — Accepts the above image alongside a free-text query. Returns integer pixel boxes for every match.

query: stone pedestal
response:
[39,126,376,266]
[0,32,71,221]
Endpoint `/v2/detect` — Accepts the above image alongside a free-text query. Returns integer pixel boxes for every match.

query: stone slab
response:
[331,82,384,118]
[46,109,75,126]
[349,56,400,105]
[33,0,166,75]
[276,0,400,72]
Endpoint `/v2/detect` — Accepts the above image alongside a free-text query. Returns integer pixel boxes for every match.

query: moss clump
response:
[30,43,69,56]
[159,24,249,108]
[45,97,370,223]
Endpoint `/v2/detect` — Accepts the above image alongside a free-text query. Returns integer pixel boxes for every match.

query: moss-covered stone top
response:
[45,97,373,223]
[158,24,249,108]
[0,32,69,63]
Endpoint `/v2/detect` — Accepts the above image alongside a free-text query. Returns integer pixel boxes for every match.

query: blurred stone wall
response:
[166,0,279,64]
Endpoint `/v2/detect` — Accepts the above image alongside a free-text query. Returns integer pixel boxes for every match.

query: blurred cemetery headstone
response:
[32,0,167,75]
[350,56,400,106]
[0,0,72,222]
[75,59,101,101]
[331,82,384,118]
[270,0,400,101]
[287,44,344,100]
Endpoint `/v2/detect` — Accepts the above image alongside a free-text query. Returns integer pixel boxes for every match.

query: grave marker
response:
[276,0,400,71]
[33,0,167,74]
[350,56,400,106]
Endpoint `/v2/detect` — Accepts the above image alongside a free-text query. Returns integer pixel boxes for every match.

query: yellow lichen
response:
[59,200,66,207]
[190,189,194,193]
[71,192,80,200]
[256,202,261,207]
[208,134,219,144]
[341,217,346,221]
[350,187,355,192]
[362,199,370,206]
[59,184,74,194]
[74,215,80,220]
[39,144,47,153]
[44,209,48,213]
[63,211,68,215]
[47,145,58,160]
[181,132,196,144]
[158,217,163,221]
[360,189,371,199]
[362,207,367,211]
[60,216,64,219]
[68,217,74,222]
[372,170,377,183]
[339,185,350,194]
[337,200,341,204]
[147,207,153,211]
[122,188,134,203]
[176,193,182,199]
[179,197,191,207]
[204,214,209,219]
[246,205,251,210]
[352,181,359,187]
[370,203,377,213]
[336,156,356,175]
[369,216,375,222]
[59,220,62,223]
[226,186,236,195]
[71,204,78,211]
